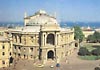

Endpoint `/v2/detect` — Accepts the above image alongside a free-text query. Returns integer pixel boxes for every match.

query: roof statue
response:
[24,12,27,18]
[54,12,57,18]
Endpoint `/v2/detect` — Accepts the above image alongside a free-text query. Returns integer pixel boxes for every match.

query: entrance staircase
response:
[45,59,56,66]
[33,60,42,65]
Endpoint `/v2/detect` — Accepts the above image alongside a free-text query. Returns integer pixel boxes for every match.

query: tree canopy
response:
[87,31,100,43]
[78,47,90,56]
[74,26,84,43]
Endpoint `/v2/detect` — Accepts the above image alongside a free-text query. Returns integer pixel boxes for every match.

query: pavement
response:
[0,50,100,70]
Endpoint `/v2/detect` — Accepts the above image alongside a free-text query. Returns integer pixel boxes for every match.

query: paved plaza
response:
[0,50,100,70]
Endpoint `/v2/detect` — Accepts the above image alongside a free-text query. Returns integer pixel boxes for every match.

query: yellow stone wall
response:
[0,10,78,66]
[12,34,39,46]
[60,31,75,58]
[12,33,39,60]
[3,10,76,64]
[0,41,10,68]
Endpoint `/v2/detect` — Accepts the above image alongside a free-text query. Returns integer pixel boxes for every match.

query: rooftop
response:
[7,26,40,33]
[24,10,58,26]
[0,36,9,41]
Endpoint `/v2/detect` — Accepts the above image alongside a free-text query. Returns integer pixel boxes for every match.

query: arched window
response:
[47,50,54,60]
[2,45,5,49]
[47,34,55,45]
[2,61,5,64]
[30,48,33,52]
[2,52,5,56]
[10,52,11,55]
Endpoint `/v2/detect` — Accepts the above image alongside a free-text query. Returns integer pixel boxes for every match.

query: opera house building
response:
[3,10,77,65]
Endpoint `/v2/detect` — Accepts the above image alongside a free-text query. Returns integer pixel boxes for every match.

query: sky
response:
[0,0,100,22]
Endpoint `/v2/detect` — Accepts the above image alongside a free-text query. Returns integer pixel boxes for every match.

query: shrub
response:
[94,67,100,70]
[78,47,90,56]
[92,48,100,56]
[87,31,100,43]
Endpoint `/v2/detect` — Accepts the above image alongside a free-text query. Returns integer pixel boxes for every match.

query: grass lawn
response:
[79,55,100,60]
[80,43,97,51]
[79,42,100,60]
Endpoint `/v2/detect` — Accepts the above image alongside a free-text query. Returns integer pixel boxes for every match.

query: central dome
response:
[24,10,58,26]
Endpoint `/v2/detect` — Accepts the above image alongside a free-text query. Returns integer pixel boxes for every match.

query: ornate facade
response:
[4,10,76,64]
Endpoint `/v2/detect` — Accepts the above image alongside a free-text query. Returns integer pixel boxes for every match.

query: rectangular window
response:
[30,48,33,52]
[2,52,5,56]
[31,55,33,58]
[19,36,21,43]
[2,45,5,49]
[31,40,34,43]
[30,36,33,39]
[30,36,34,43]
[24,48,26,51]
[14,46,16,49]
[19,47,20,49]
[10,52,11,56]
[2,61,5,65]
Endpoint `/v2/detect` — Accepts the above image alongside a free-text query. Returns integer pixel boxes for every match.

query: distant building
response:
[95,28,100,33]
[3,10,77,65]
[0,27,8,36]
[0,36,11,68]
[81,26,94,38]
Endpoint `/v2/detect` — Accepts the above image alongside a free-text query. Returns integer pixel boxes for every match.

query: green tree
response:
[87,35,96,43]
[91,48,100,56]
[94,31,100,42]
[78,47,90,56]
[74,26,84,43]
[87,31,100,43]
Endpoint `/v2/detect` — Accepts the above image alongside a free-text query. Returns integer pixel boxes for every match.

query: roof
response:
[7,26,40,33]
[24,10,58,26]
[60,27,74,33]
[21,26,40,32]
[0,36,10,42]
[81,26,94,31]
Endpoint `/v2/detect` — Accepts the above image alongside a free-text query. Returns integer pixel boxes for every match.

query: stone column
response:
[69,33,71,42]
[57,33,60,45]
[65,33,67,43]
[13,36,15,42]
[34,34,37,45]
[17,35,19,43]
[44,34,45,46]
[42,49,47,64]
[41,33,44,46]
[70,33,72,41]
[56,48,61,63]
[55,33,57,46]
[57,34,58,45]
[44,33,47,46]
[68,34,70,43]
[68,34,69,43]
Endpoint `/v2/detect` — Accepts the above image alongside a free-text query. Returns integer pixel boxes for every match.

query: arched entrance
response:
[9,56,14,64]
[47,50,54,60]
[47,34,55,45]
[75,43,78,47]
